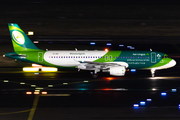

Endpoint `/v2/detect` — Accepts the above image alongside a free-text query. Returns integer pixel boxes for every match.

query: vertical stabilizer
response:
[8,23,40,52]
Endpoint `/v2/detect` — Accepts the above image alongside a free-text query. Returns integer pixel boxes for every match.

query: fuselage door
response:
[38,52,43,62]
[151,52,156,63]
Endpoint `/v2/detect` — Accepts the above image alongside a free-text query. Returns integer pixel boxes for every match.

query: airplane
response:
[5,23,176,78]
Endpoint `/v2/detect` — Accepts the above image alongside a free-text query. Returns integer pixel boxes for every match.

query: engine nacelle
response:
[109,66,126,76]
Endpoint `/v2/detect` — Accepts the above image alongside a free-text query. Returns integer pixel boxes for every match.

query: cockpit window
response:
[163,56,168,58]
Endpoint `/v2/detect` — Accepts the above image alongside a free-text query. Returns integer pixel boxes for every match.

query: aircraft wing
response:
[77,61,128,70]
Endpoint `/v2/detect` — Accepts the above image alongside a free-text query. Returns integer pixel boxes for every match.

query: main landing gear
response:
[151,69,156,77]
[91,69,100,78]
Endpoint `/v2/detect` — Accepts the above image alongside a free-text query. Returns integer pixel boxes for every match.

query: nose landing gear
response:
[151,69,156,77]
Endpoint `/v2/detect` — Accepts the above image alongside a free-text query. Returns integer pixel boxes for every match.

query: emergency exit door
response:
[38,52,43,62]
[151,52,156,63]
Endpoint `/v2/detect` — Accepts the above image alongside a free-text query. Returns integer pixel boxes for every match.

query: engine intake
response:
[109,66,126,76]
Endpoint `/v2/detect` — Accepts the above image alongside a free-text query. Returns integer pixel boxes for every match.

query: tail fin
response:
[8,23,40,52]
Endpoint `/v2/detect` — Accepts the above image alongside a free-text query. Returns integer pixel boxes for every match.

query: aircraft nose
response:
[169,59,176,67]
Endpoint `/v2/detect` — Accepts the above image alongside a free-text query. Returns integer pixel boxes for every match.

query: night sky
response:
[1,0,180,36]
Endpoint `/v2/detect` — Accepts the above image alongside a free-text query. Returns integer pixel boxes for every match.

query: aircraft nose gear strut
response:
[151,69,156,77]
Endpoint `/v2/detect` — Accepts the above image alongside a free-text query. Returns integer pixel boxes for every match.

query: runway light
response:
[20,82,25,85]
[33,41,39,43]
[34,91,40,95]
[41,91,47,95]
[171,89,177,92]
[84,81,89,82]
[90,42,95,45]
[3,80,9,83]
[161,92,167,96]
[36,87,43,90]
[104,48,109,52]
[152,88,157,91]
[140,101,146,106]
[26,92,32,95]
[63,83,68,85]
[31,85,36,87]
[48,85,53,87]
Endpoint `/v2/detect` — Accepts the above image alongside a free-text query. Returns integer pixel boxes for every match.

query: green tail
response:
[8,23,40,52]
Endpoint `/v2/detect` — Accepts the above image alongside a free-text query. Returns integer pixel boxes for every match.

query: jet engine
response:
[108,66,126,76]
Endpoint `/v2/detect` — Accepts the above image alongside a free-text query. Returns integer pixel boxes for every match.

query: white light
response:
[41,67,58,72]
[3,80,9,82]
[32,64,42,67]
[152,88,157,91]
[33,41,39,43]
[26,92,32,95]
[48,85,53,87]
[31,85,36,87]
[84,81,89,82]
[36,87,43,90]
[35,90,40,92]
[42,91,47,95]
[63,83,68,85]
[3,55,5,57]
[20,82,25,85]
[23,67,39,72]
[28,31,34,35]
[34,91,40,95]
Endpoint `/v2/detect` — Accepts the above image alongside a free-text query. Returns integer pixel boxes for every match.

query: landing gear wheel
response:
[92,73,98,78]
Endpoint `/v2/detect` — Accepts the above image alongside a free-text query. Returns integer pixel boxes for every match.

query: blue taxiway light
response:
[161,92,167,96]
[119,44,124,47]
[106,43,112,46]
[90,42,95,45]
[146,99,152,102]
[130,69,136,72]
[171,89,177,92]
[133,104,139,109]
[140,101,146,106]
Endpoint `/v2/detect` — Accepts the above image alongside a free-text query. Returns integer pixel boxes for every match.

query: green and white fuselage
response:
[5,23,176,77]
